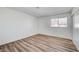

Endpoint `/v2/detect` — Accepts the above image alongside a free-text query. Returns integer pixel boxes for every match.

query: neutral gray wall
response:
[72,8,79,50]
[0,8,38,45]
[38,13,73,39]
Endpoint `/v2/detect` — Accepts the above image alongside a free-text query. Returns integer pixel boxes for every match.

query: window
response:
[50,17,67,27]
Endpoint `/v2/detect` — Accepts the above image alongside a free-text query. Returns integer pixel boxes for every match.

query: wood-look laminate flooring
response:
[0,34,78,52]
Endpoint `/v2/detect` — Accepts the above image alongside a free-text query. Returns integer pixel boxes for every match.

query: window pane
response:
[59,17,67,25]
[58,25,67,27]
[50,19,58,27]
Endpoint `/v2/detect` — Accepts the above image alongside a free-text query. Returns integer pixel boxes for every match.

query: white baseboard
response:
[38,33,72,40]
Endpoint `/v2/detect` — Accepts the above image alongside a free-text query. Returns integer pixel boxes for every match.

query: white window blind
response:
[50,17,67,27]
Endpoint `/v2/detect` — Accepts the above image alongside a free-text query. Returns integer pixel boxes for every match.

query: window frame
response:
[50,17,67,27]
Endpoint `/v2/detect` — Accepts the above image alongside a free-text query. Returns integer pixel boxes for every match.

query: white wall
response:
[38,13,73,39]
[72,8,79,50]
[0,8,38,45]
